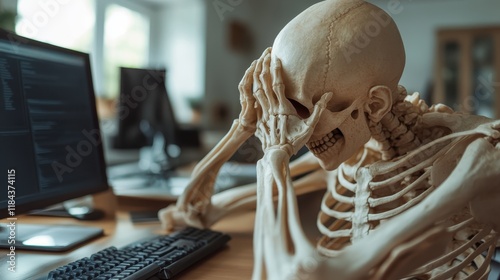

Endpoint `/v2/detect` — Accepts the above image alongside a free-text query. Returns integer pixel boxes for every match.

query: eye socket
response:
[287,98,311,119]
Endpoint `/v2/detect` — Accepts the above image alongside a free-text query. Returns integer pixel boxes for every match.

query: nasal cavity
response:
[288,98,310,119]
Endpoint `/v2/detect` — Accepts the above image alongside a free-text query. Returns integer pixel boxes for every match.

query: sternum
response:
[351,168,372,243]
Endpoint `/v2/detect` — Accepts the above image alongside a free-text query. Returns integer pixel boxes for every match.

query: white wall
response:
[93,0,156,97]
[155,0,206,124]
[367,0,500,98]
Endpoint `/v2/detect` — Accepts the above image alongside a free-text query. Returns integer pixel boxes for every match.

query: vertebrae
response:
[369,86,431,160]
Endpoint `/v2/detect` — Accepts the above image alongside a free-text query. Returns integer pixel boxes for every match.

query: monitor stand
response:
[0,222,103,252]
[29,205,106,221]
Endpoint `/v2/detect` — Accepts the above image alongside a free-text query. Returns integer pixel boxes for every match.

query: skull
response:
[270,0,405,170]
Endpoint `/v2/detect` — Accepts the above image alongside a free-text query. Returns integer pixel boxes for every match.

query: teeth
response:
[308,128,344,155]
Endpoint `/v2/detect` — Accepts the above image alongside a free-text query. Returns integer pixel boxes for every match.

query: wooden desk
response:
[0,203,256,280]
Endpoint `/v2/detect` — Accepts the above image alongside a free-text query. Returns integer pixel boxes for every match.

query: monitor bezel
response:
[0,28,110,219]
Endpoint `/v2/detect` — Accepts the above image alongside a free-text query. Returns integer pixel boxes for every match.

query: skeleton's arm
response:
[161,121,253,228]
[158,50,269,230]
[251,53,333,279]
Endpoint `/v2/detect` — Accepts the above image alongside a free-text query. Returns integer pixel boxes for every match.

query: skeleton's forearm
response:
[176,119,254,215]
[191,119,254,179]
[254,148,318,279]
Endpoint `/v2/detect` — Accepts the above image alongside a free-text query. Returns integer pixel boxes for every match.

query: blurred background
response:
[1,0,499,133]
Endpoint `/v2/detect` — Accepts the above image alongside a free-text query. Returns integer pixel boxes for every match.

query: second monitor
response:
[113,67,201,171]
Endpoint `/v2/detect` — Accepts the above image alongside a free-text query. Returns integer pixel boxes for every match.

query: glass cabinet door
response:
[434,27,500,119]
[471,36,495,118]
[442,41,461,110]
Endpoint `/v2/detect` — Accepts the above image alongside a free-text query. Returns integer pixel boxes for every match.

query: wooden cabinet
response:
[433,27,500,118]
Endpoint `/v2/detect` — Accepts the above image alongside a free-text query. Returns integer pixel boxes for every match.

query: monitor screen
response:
[113,67,204,168]
[113,67,177,149]
[0,29,108,219]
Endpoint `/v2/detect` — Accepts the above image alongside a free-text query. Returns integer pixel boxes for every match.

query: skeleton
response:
[159,0,500,279]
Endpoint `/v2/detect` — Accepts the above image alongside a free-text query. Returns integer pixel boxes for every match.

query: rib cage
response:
[317,118,499,278]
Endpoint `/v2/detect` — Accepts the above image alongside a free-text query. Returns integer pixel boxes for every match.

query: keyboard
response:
[47,227,231,280]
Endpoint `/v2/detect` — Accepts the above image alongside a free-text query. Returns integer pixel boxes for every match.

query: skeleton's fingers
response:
[306,92,333,127]
[253,57,270,120]
[158,204,204,231]
[491,119,500,129]
[239,60,256,103]
[254,90,269,120]
[272,59,294,114]
[476,122,500,139]
[272,59,285,103]
[253,55,264,92]
[260,46,272,58]
[238,60,257,129]
[260,53,278,110]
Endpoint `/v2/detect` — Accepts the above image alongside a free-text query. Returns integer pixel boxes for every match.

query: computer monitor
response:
[113,67,201,170]
[0,29,108,250]
[114,67,174,149]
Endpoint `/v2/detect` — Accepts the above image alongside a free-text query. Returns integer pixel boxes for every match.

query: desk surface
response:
[0,204,255,280]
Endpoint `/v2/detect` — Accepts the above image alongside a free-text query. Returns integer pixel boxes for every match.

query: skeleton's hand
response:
[475,119,500,140]
[457,137,500,190]
[237,49,268,132]
[449,138,500,233]
[253,52,332,156]
[159,203,205,231]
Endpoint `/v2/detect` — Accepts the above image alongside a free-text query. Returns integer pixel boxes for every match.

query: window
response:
[16,0,152,98]
[103,4,150,97]
[16,0,95,53]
